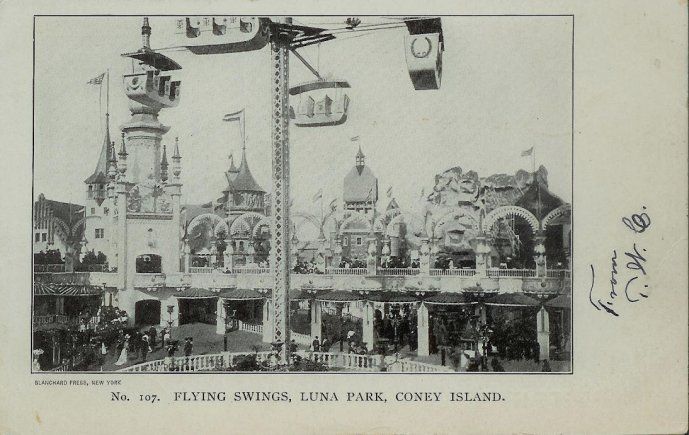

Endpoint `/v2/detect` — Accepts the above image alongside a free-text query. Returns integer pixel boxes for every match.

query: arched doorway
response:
[135,299,161,325]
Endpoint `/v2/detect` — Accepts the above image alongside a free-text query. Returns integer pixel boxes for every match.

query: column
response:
[362,301,375,350]
[419,238,431,275]
[534,230,547,278]
[474,234,491,278]
[417,302,430,356]
[310,300,322,341]
[366,236,378,275]
[182,239,191,273]
[223,238,234,272]
[262,299,274,344]
[216,298,226,335]
[537,306,550,361]
[55,296,65,315]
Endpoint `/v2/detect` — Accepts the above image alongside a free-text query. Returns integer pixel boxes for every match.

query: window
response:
[41,233,47,242]
[95,228,104,239]
[343,237,348,246]
[356,237,362,246]
[91,207,96,215]
[35,233,40,242]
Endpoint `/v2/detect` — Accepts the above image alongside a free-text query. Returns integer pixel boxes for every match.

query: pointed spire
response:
[160,144,169,182]
[172,136,181,159]
[355,145,365,174]
[84,112,112,184]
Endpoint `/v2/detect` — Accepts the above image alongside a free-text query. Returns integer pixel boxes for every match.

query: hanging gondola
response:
[288,79,351,127]
[403,17,444,90]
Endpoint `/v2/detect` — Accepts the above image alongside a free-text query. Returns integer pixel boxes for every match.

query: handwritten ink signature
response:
[589,207,651,316]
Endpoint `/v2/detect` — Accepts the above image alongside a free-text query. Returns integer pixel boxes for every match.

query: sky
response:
[34,15,572,216]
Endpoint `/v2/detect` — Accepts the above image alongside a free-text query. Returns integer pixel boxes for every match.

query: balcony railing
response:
[487,268,536,278]
[234,266,271,275]
[430,268,477,277]
[34,264,65,273]
[325,267,368,275]
[378,268,420,276]
[33,314,77,327]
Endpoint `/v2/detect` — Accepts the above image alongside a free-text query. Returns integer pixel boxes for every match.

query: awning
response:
[485,293,540,307]
[423,293,476,306]
[367,292,419,303]
[173,288,219,299]
[33,282,103,297]
[219,288,265,301]
[544,294,572,309]
[316,290,364,303]
[290,289,316,301]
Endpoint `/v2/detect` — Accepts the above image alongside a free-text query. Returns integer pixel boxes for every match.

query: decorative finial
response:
[118,132,127,157]
[172,137,181,178]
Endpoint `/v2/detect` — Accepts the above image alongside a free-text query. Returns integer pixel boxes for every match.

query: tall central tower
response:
[114,18,184,326]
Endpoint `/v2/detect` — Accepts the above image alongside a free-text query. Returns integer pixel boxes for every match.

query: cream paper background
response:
[0,1,687,433]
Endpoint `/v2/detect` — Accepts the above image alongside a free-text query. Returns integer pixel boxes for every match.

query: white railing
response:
[120,351,275,372]
[34,264,66,273]
[237,320,263,334]
[190,267,214,274]
[297,351,381,371]
[487,268,536,278]
[378,268,420,276]
[234,267,271,275]
[546,269,570,278]
[119,350,450,373]
[33,314,77,326]
[430,268,477,277]
[386,359,455,373]
[325,267,368,275]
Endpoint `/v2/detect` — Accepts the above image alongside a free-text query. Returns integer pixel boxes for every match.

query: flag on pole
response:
[350,135,360,142]
[223,109,244,122]
[521,147,534,157]
[87,72,106,85]
[329,198,337,211]
[312,188,323,203]
[386,186,393,198]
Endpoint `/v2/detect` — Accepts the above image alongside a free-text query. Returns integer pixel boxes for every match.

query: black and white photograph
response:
[31,15,573,373]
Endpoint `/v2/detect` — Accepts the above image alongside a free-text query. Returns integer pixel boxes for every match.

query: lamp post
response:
[166,304,175,336]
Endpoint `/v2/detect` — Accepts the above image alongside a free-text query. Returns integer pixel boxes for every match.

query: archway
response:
[135,299,161,326]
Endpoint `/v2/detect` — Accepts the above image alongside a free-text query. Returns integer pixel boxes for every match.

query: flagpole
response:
[106,68,110,116]
[532,146,536,173]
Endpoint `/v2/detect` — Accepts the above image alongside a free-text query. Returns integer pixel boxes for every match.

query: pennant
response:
[350,135,360,142]
[386,186,393,198]
[223,109,244,122]
[521,146,534,157]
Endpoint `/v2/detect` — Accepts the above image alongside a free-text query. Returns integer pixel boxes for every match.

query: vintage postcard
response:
[0,1,686,434]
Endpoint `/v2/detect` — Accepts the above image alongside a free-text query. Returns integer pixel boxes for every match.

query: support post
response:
[537,306,550,361]
[269,26,292,365]
[362,300,375,351]
[262,299,274,344]
[310,300,321,342]
[417,302,430,356]
[216,298,226,335]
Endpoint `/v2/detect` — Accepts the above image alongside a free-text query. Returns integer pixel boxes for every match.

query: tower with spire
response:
[220,134,265,217]
[111,17,185,326]
[343,145,378,214]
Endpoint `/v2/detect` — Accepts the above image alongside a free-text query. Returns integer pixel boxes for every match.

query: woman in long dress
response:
[114,337,129,366]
